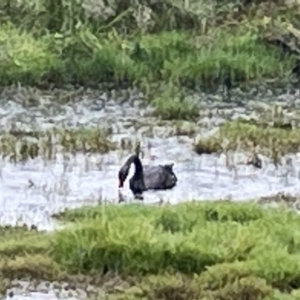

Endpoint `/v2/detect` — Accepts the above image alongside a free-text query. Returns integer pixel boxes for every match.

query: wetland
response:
[4,0,300,298]
[1,86,300,300]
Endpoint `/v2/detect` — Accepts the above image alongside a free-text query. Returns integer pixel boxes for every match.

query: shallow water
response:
[5,294,77,300]
[2,87,300,298]
[1,88,300,231]
[1,137,300,230]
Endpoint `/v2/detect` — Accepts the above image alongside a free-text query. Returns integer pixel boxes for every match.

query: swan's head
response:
[164,163,174,173]
[163,163,177,187]
[118,165,129,188]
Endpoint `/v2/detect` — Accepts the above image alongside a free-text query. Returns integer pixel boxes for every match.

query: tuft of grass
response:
[0,225,60,281]
[0,127,116,162]
[150,83,199,121]
[0,229,49,258]
[194,120,300,160]
[0,255,64,281]
[0,276,9,297]
[140,273,274,300]
[0,25,60,86]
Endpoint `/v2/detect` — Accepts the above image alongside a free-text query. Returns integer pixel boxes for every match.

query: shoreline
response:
[1,200,300,300]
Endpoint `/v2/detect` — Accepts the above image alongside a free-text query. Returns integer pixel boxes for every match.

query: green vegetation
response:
[2,201,300,299]
[0,127,115,162]
[1,0,300,119]
[194,118,300,162]
[2,22,293,88]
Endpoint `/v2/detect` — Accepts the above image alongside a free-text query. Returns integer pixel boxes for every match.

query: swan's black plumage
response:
[118,154,177,198]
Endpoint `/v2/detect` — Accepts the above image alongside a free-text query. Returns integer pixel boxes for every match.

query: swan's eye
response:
[168,173,177,183]
[173,173,177,181]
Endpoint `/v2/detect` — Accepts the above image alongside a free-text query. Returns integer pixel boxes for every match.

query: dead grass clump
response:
[174,121,198,137]
[207,276,274,300]
[0,255,64,281]
[0,127,116,162]
[194,138,223,155]
[0,226,49,258]
[258,192,297,206]
[194,121,300,159]
[140,273,201,300]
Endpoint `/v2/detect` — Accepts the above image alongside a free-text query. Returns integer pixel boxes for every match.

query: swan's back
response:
[143,164,177,190]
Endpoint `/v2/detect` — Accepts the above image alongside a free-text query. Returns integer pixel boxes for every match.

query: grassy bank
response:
[2,201,300,299]
[0,0,299,124]
[1,0,300,118]
[1,25,294,88]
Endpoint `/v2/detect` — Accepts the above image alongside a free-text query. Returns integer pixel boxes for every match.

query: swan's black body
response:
[118,154,177,198]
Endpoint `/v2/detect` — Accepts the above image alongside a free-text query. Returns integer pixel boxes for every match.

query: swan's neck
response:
[127,163,135,183]
[132,155,143,177]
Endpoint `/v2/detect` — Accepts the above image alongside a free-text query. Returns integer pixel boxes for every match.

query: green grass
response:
[194,119,300,162]
[0,26,294,88]
[0,0,299,120]
[0,24,294,120]
[4,201,300,299]
[3,201,300,299]
[0,24,60,86]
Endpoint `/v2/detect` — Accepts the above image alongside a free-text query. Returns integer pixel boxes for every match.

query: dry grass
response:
[0,127,116,162]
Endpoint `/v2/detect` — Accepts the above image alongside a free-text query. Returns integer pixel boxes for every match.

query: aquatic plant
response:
[149,82,199,121]
[195,119,300,163]
[0,127,115,162]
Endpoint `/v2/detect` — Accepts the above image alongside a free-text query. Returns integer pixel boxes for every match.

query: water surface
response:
[2,87,300,299]
[0,88,299,230]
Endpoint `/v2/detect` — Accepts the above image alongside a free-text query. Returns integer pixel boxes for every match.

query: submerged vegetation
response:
[2,202,300,299]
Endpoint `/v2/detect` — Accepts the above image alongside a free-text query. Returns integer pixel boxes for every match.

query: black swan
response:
[118,154,177,198]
